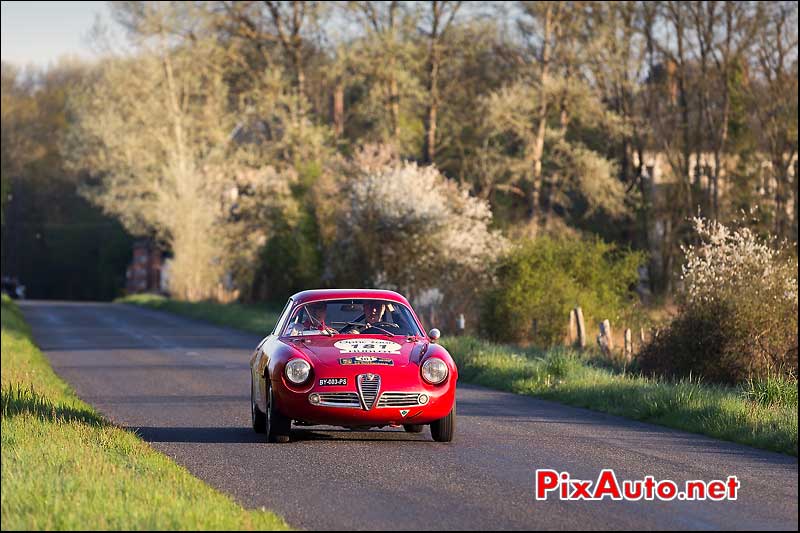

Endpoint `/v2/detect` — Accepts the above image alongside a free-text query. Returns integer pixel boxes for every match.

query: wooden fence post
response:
[602,319,613,350]
[597,319,613,358]
[567,309,577,345]
[575,307,586,349]
[624,328,632,363]
[456,313,465,336]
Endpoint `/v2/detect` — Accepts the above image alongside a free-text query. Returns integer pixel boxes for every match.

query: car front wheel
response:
[265,378,291,443]
[430,402,455,442]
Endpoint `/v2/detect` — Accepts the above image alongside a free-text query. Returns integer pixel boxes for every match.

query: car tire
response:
[251,373,266,433]
[430,402,455,442]
[265,378,291,443]
[403,424,424,433]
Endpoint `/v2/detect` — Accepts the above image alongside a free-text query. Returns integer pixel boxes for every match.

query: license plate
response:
[318,377,348,386]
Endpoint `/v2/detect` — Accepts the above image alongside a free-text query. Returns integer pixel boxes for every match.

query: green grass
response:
[442,336,798,456]
[120,295,799,456]
[1,295,290,530]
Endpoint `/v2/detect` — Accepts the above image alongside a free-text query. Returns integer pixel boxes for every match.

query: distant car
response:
[250,289,458,443]
[1,277,25,300]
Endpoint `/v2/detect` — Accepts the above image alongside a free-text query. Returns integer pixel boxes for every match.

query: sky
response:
[1,1,113,68]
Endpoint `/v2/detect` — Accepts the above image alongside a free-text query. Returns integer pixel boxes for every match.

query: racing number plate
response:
[318,377,348,386]
[339,356,394,366]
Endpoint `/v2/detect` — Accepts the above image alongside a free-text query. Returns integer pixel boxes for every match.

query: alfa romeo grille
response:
[357,374,381,410]
[376,392,423,408]
[316,392,360,408]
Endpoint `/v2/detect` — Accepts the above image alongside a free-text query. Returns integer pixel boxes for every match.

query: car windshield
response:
[282,299,423,337]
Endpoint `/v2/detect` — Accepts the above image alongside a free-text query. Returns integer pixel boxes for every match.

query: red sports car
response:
[249,289,458,443]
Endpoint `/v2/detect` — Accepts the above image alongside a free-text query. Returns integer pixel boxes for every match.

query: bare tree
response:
[750,1,798,239]
[688,1,764,220]
[418,0,462,164]
[349,1,400,140]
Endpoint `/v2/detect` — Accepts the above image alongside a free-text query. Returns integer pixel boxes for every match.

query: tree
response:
[342,1,424,152]
[418,0,462,164]
[68,3,293,301]
[1,64,39,229]
[476,73,628,235]
[687,2,763,220]
[215,1,327,113]
[583,1,650,249]
[1,61,134,300]
[329,149,507,325]
[515,1,577,228]
[748,1,798,240]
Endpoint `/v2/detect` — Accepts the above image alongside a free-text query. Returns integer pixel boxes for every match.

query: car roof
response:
[289,289,411,307]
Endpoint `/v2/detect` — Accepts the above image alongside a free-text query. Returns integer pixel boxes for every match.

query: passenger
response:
[287,302,336,336]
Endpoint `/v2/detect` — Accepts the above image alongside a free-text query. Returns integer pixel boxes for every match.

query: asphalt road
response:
[19,300,798,531]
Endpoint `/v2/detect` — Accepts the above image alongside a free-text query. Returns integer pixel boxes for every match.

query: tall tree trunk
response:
[713,79,731,220]
[423,44,440,164]
[775,158,789,238]
[423,0,441,164]
[424,98,438,164]
[529,4,554,225]
[389,57,400,142]
[793,159,799,242]
[333,80,344,137]
[294,51,306,103]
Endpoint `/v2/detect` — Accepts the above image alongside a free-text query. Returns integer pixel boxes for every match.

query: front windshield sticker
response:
[334,339,402,355]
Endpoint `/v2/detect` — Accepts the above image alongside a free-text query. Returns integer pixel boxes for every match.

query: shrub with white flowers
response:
[639,217,798,384]
[681,217,798,308]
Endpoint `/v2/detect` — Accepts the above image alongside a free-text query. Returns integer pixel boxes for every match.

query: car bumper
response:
[271,373,456,427]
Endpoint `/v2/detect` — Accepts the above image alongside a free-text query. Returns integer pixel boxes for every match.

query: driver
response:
[364,301,386,325]
[341,301,389,334]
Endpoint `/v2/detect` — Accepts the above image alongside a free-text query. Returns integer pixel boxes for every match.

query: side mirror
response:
[428,328,441,342]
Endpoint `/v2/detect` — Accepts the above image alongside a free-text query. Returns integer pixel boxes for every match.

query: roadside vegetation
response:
[639,217,798,385]
[0,295,290,530]
[121,294,798,456]
[480,237,645,345]
[445,336,797,456]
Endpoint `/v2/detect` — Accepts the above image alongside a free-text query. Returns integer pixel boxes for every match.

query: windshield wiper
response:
[365,325,396,337]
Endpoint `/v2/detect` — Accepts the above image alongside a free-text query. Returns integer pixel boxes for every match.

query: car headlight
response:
[285,358,311,384]
[421,358,448,384]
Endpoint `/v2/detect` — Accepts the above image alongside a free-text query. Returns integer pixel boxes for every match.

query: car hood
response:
[281,335,427,369]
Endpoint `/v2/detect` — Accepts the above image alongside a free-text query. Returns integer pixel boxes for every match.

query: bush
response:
[251,211,323,302]
[638,217,798,384]
[480,237,644,345]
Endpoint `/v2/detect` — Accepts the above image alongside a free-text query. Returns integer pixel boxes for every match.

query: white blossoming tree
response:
[329,158,508,328]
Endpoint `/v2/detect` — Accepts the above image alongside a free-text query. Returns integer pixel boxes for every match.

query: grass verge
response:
[120,295,798,456]
[443,336,797,456]
[1,295,290,530]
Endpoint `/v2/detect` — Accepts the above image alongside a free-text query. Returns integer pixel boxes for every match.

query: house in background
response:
[125,240,164,294]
